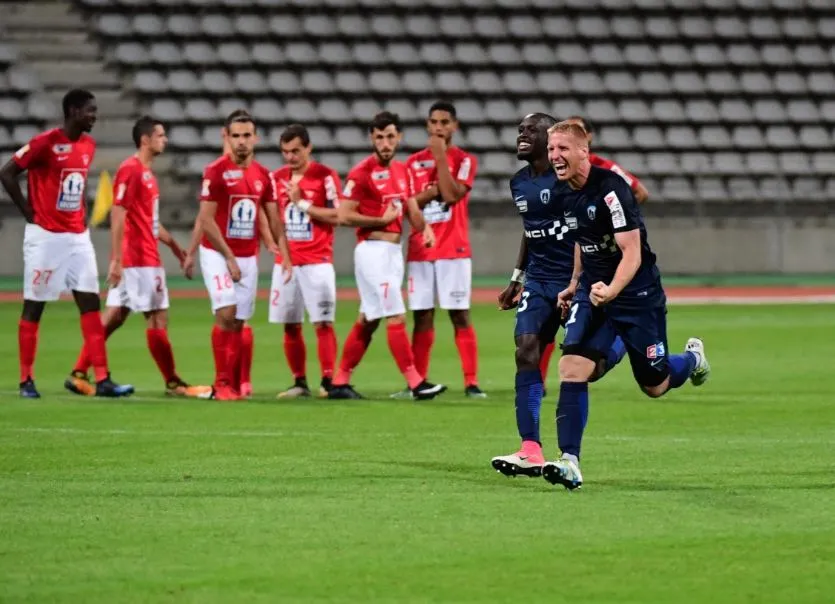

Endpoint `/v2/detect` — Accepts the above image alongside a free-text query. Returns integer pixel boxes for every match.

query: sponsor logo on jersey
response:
[116,183,127,201]
[201,179,211,197]
[457,157,472,181]
[223,170,243,181]
[646,343,665,359]
[514,194,528,213]
[227,195,257,239]
[423,199,452,224]
[412,159,435,170]
[524,219,569,240]
[371,170,390,181]
[343,180,355,198]
[284,203,312,241]
[56,169,87,211]
[52,144,72,154]
[604,191,626,229]
[15,144,30,159]
[142,171,153,181]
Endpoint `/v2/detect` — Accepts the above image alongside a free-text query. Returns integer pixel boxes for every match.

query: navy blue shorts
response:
[513,279,567,343]
[562,290,670,388]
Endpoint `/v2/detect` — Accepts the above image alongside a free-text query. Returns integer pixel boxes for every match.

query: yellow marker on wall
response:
[90,170,113,227]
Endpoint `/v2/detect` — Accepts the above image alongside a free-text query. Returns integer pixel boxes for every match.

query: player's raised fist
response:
[497,281,523,310]
[428,134,447,158]
[287,181,303,203]
[590,281,613,306]
[226,257,242,283]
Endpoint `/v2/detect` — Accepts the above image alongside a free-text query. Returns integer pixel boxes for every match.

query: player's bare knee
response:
[21,300,45,323]
[559,355,595,382]
[73,291,101,314]
[313,321,332,330]
[143,309,166,330]
[641,380,669,399]
[215,306,237,330]
[413,309,434,332]
[448,309,470,330]
[386,314,406,326]
[514,335,540,371]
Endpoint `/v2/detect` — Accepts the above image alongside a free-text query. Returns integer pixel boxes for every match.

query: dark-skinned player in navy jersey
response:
[0,88,133,398]
[491,113,628,478]
[540,121,710,491]
[537,115,651,387]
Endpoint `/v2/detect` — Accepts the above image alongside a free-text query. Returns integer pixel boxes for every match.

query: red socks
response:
[454,325,479,387]
[334,321,372,385]
[387,322,422,389]
[412,328,435,380]
[146,328,176,383]
[540,342,556,385]
[18,319,39,383]
[211,325,232,387]
[227,329,243,390]
[284,323,306,379]
[80,311,109,382]
[240,325,253,385]
[315,323,337,379]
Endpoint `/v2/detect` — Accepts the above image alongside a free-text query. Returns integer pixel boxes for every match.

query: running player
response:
[270,124,341,399]
[0,88,133,398]
[396,101,485,399]
[537,115,651,389]
[328,111,446,401]
[541,121,709,490]
[182,109,291,401]
[64,116,211,398]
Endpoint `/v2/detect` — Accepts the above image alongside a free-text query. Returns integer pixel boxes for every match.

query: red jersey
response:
[406,146,477,262]
[343,154,410,243]
[199,155,275,258]
[272,161,341,266]
[12,128,96,234]
[113,156,161,268]
[590,153,643,195]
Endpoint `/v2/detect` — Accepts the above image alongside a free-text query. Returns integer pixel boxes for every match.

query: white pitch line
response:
[667,295,835,305]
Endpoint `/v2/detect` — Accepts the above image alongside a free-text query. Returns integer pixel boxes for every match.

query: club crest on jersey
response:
[646,343,666,359]
[284,203,312,241]
[254,180,263,193]
[82,154,90,166]
[540,189,550,204]
[56,169,87,211]
[227,196,257,239]
[587,206,597,220]
[52,144,72,154]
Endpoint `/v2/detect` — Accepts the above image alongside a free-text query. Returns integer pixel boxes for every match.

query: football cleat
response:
[412,381,447,400]
[95,375,134,398]
[389,387,413,400]
[318,377,333,398]
[685,337,711,386]
[491,450,545,477]
[239,382,253,399]
[277,378,311,399]
[64,371,95,397]
[19,378,41,399]
[465,385,488,398]
[165,379,213,399]
[327,384,365,400]
[211,385,240,402]
[542,455,583,491]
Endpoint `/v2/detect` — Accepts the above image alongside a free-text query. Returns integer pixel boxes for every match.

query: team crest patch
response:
[540,189,550,204]
[254,180,263,193]
[587,205,597,220]
[82,154,90,166]
[646,343,666,359]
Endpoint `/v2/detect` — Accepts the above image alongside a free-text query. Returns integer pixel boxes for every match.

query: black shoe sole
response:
[413,384,448,400]
[491,458,543,478]
[541,464,582,490]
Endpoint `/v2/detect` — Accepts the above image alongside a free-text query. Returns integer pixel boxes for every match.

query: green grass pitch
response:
[1,299,834,603]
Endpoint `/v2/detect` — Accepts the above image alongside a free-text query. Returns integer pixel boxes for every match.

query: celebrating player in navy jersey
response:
[491,113,628,479]
[540,121,711,491]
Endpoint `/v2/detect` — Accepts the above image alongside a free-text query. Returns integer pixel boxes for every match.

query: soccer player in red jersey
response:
[328,111,446,400]
[269,124,342,399]
[182,110,291,401]
[537,115,651,390]
[398,101,485,399]
[64,116,212,398]
[0,89,133,398]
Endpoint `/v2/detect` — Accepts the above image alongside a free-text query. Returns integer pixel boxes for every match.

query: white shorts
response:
[199,245,258,321]
[268,262,336,324]
[23,224,99,302]
[354,240,405,321]
[105,266,170,313]
[407,258,472,311]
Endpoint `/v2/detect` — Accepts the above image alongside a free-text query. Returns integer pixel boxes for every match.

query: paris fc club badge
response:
[540,189,550,205]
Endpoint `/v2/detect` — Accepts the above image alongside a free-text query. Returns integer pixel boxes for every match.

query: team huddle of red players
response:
[0,90,494,402]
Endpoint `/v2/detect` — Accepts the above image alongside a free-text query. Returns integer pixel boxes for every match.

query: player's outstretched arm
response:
[0,159,34,223]
[108,205,127,286]
[336,200,397,228]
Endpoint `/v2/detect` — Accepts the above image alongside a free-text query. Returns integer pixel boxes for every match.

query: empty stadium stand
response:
[2,0,834,223]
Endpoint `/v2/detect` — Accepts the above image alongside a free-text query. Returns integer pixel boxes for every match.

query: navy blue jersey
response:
[560,166,662,308]
[509,166,575,284]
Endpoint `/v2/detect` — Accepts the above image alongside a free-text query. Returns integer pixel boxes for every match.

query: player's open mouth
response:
[554,162,567,176]
[517,141,531,153]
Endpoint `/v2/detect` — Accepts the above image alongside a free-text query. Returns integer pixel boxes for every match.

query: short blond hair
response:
[547,121,589,142]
